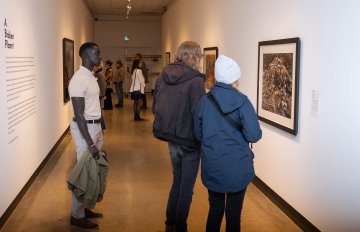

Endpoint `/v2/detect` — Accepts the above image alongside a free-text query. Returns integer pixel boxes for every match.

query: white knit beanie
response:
[215,55,241,84]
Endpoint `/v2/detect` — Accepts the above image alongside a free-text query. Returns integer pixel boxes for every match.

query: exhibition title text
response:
[4,18,14,49]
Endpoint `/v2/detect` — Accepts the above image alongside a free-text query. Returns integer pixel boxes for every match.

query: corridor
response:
[0,95,301,232]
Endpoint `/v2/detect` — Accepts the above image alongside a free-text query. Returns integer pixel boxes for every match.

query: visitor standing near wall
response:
[94,62,107,131]
[132,53,149,109]
[194,55,262,232]
[113,59,125,108]
[130,59,145,121]
[152,41,206,232]
[103,60,113,110]
[68,42,104,230]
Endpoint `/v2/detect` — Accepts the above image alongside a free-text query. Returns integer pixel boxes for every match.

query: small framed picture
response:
[203,47,218,90]
[62,38,74,103]
[257,37,301,135]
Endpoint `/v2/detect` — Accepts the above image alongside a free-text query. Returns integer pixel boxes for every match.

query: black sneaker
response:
[70,216,99,229]
[85,208,103,218]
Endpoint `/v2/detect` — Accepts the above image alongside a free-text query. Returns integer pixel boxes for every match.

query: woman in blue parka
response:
[194,55,262,232]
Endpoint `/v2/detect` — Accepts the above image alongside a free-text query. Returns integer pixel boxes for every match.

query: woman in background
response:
[103,60,113,110]
[94,63,107,131]
[129,60,145,121]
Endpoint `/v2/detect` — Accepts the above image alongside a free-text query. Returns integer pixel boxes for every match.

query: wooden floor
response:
[0,95,302,232]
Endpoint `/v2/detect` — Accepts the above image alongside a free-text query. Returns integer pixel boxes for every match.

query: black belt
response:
[73,118,101,124]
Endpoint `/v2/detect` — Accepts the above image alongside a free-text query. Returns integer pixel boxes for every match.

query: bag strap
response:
[207,92,253,149]
[207,92,242,131]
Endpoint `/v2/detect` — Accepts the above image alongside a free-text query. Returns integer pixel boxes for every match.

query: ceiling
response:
[83,0,175,18]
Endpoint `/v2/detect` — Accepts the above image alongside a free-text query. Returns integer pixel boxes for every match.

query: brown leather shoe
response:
[85,208,103,218]
[70,216,99,229]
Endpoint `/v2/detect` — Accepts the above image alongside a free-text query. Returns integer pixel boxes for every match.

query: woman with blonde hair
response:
[152,41,206,232]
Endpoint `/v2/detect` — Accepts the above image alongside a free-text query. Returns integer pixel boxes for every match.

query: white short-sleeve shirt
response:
[69,66,101,120]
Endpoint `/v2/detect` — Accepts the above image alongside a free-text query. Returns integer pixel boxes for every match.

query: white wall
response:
[94,17,163,92]
[163,0,360,231]
[94,17,162,62]
[0,0,94,218]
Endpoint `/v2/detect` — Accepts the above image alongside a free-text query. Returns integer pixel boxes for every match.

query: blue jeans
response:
[206,189,247,232]
[166,142,200,232]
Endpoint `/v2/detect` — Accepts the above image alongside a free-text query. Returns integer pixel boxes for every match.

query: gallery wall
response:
[163,0,360,231]
[94,16,163,92]
[0,0,94,218]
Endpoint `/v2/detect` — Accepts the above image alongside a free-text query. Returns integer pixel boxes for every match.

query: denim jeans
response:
[206,189,247,232]
[166,142,200,232]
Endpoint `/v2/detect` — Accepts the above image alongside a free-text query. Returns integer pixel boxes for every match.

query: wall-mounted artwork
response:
[257,37,300,135]
[203,47,218,90]
[165,52,170,64]
[62,38,74,103]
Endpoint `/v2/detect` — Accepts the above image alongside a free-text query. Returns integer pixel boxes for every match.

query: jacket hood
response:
[162,61,205,85]
[210,82,248,114]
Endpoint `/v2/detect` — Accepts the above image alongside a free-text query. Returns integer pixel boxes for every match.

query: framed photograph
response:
[203,47,218,90]
[165,52,171,64]
[62,38,74,103]
[257,37,300,135]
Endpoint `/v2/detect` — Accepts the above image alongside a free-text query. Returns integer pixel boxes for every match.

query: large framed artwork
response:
[62,38,74,103]
[257,37,300,135]
[203,47,218,90]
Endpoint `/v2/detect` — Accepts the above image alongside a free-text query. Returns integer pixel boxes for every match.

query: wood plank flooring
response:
[0,95,301,232]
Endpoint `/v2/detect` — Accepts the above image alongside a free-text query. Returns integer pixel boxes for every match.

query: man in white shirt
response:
[68,42,103,230]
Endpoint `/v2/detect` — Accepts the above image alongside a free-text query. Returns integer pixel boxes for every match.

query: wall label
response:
[4,18,15,49]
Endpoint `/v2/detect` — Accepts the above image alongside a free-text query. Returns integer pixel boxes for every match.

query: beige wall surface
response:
[163,0,360,231]
[0,0,94,217]
[94,18,163,92]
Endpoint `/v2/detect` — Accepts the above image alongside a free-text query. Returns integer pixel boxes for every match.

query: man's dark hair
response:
[105,59,113,66]
[79,42,98,57]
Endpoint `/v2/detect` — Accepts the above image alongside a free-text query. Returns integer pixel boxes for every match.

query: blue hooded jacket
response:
[194,82,262,193]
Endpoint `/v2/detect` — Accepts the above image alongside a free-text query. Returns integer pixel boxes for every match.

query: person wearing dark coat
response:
[194,55,262,232]
[152,41,206,232]
[103,60,113,110]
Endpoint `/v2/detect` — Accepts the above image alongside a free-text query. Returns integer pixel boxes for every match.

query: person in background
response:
[194,55,262,232]
[103,60,113,110]
[113,59,125,108]
[129,59,145,121]
[94,62,107,131]
[133,53,148,109]
[68,42,104,230]
[152,41,206,232]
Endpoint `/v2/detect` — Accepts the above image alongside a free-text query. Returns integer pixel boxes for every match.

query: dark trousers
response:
[206,189,247,232]
[103,88,113,110]
[142,93,147,108]
[166,142,200,232]
[114,81,123,106]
